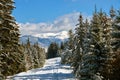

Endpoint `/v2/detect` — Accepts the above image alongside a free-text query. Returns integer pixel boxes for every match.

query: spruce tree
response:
[61,30,74,64]
[88,8,104,79]
[89,8,113,79]
[33,42,45,68]
[68,29,74,50]
[72,14,86,78]
[98,10,113,79]
[60,42,65,50]
[47,42,59,59]
[80,19,96,80]
[0,0,21,77]
[112,9,120,51]
[24,38,34,70]
[22,39,46,70]
[110,6,116,19]
[110,9,120,80]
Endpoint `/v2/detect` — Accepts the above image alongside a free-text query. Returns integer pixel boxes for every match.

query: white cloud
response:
[19,12,91,37]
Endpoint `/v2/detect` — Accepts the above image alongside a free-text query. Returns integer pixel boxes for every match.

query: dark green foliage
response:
[108,9,120,80]
[72,14,88,78]
[0,0,24,78]
[0,0,46,78]
[111,32,120,38]
[47,42,59,59]
[61,7,120,80]
[110,51,120,80]
[112,10,120,51]
[68,30,74,50]
[60,42,65,50]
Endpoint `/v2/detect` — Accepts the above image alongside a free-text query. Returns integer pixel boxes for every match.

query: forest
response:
[61,6,120,80]
[0,0,120,80]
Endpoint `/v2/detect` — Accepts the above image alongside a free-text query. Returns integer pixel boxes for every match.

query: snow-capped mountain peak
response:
[34,31,69,40]
[20,31,68,48]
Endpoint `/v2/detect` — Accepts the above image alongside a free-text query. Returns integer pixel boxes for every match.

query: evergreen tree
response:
[90,8,103,78]
[33,42,45,68]
[99,10,114,80]
[71,14,86,78]
[112,9,120,51]
[0,0,19,49]
[22,38,46,70]
[60,7,118,80]
[61,30,74,64]
[110,6,116,19]
[110,9,120,80]
[79,19,98,80]
[23,38,33,70]
[68,29,74,50]
[47,42,59,59]
[60,42,65,50]
[78,8,109,79]
[0,0,22,78]
[110,50,120,80]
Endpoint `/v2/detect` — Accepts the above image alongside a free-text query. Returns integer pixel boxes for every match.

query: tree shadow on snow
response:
[13,72,74,80]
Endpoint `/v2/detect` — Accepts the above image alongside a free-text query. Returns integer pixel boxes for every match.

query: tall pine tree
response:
[72,14,86,78]
[0,0,23,78]
[110,9,120,80]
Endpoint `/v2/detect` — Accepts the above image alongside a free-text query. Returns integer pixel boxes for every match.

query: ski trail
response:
[10,57,75,80]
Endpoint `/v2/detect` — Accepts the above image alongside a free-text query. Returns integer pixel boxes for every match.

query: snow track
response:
[9,57,75,80]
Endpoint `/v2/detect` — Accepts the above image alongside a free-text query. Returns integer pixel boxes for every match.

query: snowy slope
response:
[10,57,75,80]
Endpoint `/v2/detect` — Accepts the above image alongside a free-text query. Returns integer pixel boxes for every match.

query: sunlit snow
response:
[10,57,75,80]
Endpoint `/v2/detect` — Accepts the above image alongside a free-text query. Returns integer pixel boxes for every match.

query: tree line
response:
[61,6,120,80]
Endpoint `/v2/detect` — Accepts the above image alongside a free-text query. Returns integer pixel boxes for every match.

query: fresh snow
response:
[9,57,75,80]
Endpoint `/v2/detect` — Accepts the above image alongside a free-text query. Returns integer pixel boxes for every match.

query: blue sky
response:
[13,0,120,23]
[13,0,120,36]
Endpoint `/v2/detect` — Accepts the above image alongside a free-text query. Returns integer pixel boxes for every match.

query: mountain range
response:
[20,31,68,48]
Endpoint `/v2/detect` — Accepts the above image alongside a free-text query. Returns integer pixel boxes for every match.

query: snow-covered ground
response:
[8,57,75,80]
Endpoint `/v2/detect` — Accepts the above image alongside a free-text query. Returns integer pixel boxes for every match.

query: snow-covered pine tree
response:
[89,8,113,79]
[33,42,45,68]
[112,9,120,51]
[0,0,23,77]
[110,9,120,80]
[31,44,39,68]
[24,38,34,70]
[97,9,113,79]
[0,0,19,50]
[68,29,74,50]
[37,46,45,67]
[22,38,46,70]
[89,8,104,79]
[71,14,86,78]
[79,19,98,80]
